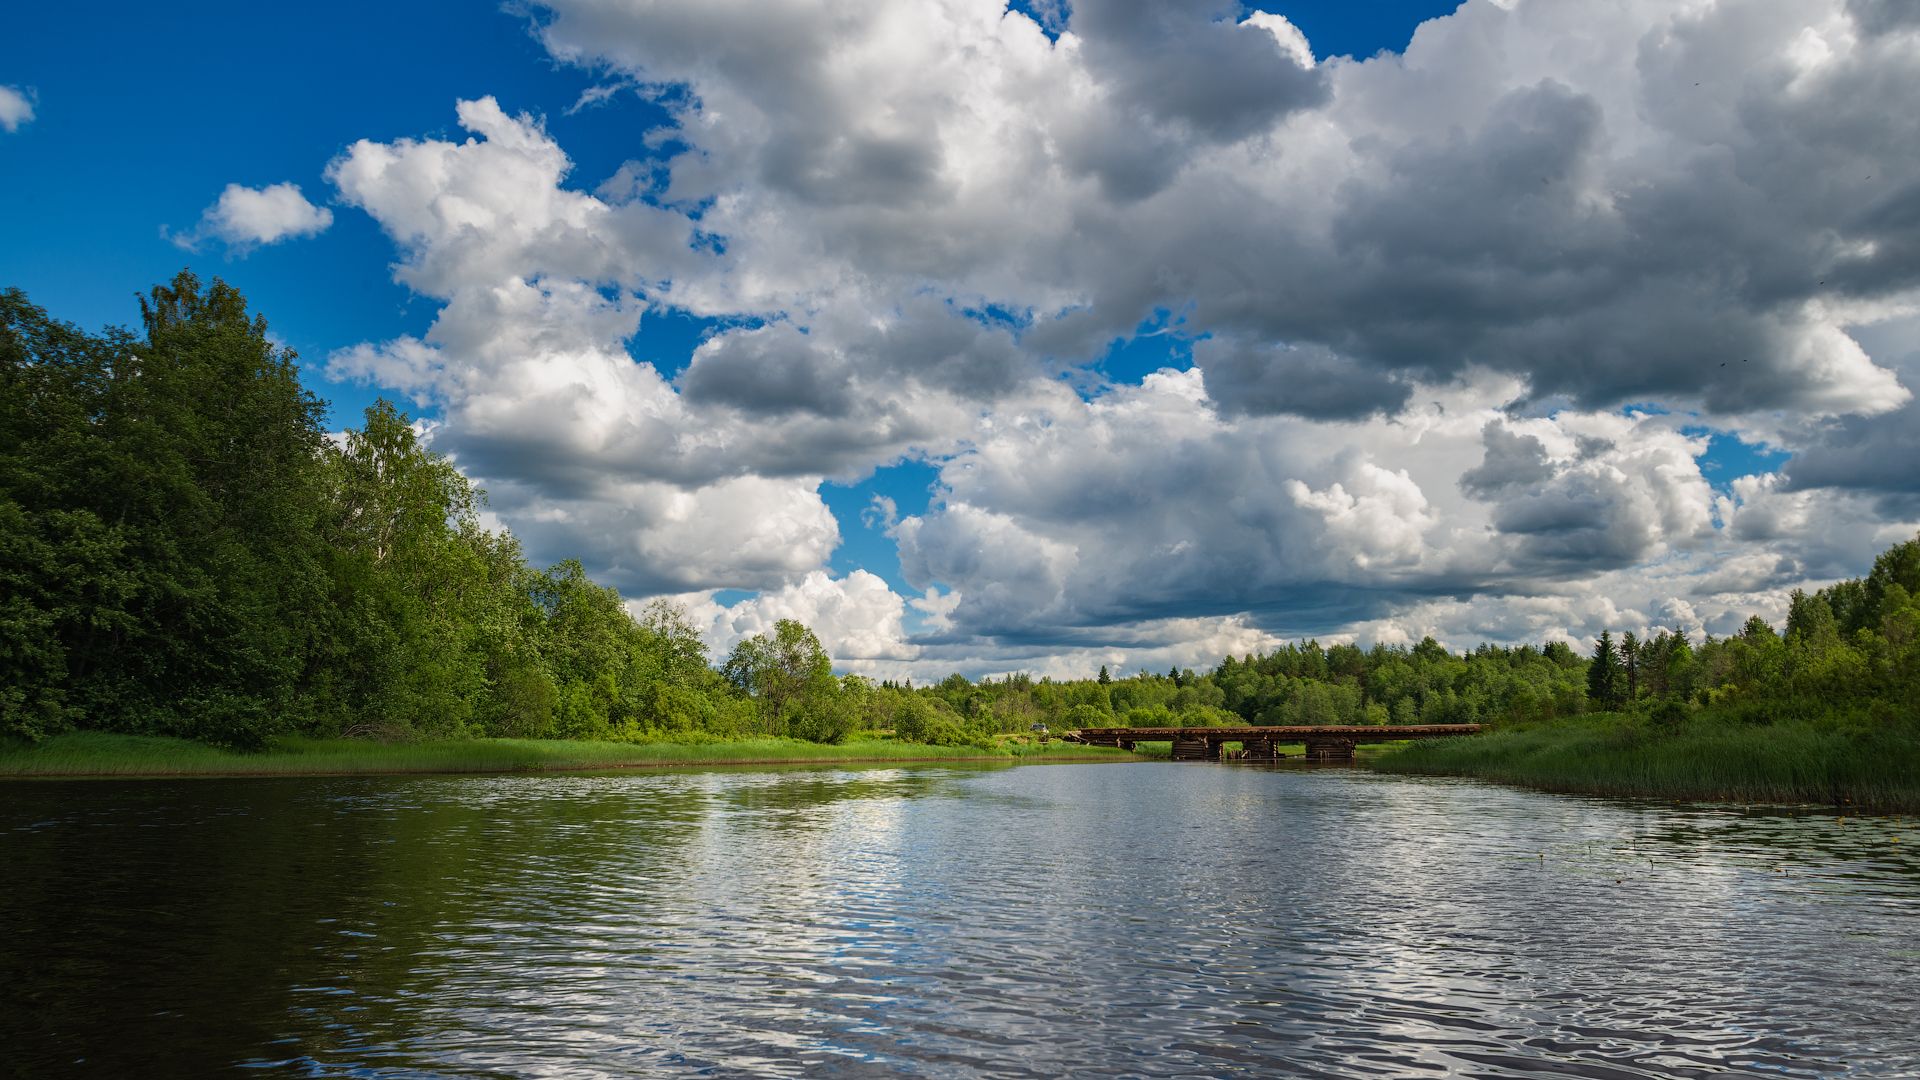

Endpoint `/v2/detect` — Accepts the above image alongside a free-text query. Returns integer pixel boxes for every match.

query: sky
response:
[4,0,1919,680]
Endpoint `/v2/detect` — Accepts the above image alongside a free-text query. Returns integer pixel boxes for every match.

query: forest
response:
[4,277,1918,753]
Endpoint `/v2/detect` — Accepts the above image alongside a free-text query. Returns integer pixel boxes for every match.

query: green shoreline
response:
[1369,714,1920,812]
[0,732,1139,779]
[14,723,1920,816]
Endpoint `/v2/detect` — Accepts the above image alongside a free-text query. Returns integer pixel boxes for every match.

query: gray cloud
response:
[758,128,949,210]
[526,0,1917,421]
[1831,180,1920,300]
[1781,318,1918,496]
[680,324,857,417]
[1459,421,1555,497]
[1072,0,1326,143]
[1487,477,1660,569]
[1784,403,1920,494]
[1849,0,1920,36]
[1198,338,1411,420]
[318,0,1920,673]
[1051,0,1326,200]
[839,296,1038,401]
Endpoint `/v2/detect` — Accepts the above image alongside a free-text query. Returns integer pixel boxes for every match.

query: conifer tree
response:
[1587,631,1624,710]
[1621,632,1640,704]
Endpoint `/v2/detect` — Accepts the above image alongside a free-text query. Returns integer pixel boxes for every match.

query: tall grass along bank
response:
[1371,713,1920,812]
[0,733,1137,779]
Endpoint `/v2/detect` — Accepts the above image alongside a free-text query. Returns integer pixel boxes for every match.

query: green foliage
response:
[958,529,1920,758]
[1647,697,1689,732]
[1375,537,1920,808]
[1061,703,1110,729]
[0,279,745,749]
[890,700,981,748]
[724,619,855,742]
[1123,704,1175,727]
[1587,631,1624,710]
[8,278,1920,767]
[1376,712,1920,811]
[2,275,332,747]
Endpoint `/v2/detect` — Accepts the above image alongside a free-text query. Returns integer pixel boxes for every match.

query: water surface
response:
[4,762,1917,1076]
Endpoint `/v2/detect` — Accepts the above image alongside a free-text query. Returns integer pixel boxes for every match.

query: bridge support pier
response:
[1065,724,1481,761]
[1302,736,1357,763]
[1241,737,1279,762]
[1171,735,1219,761]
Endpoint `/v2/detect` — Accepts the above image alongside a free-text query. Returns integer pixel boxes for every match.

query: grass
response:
[0,731,1139,779]
[1371,713,1920,812]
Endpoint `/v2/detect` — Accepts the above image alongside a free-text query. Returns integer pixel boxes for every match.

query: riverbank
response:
[0,732,1139,779]
[1371,712,1920,811]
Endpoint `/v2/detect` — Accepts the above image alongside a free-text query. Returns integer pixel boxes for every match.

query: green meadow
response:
[0,732,1136,779]
[1371,713,1920,812]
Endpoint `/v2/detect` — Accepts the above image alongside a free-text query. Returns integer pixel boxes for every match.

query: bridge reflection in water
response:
[1064,724,1483,763]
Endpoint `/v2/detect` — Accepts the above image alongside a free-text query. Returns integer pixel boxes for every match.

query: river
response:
[3,762,1917,1077]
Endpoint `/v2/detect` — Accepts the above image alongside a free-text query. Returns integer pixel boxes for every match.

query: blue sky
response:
[2,0,659,425]
[2,0,1463,598]
[5,0,1914,675]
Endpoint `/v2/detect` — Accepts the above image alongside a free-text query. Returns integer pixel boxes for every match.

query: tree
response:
[1587,631,1624,710]
[0,273,333,746]
[1864,537,1920,627]
[636,599,711,688]
[1287,681,1348,726]
[891,694,937,742]
[723,619,848,740]
[317,400,509,737]
[1097,664,1111,685]
[1786,589,1841,654]
[1390,697,1419,725]
[1062,703,1108,729]
[531,559,635,740]
[1620,631,1640,704]
[1661,634,1696,702]
[0,291,127,737]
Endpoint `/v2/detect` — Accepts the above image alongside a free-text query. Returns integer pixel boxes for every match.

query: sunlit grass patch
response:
[0,732,1139,778]
[1371,714,1920,811]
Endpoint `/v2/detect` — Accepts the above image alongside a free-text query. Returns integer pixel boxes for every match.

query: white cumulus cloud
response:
[0,85,34,132]
[176,182,333,252]
[302,0,1920,676]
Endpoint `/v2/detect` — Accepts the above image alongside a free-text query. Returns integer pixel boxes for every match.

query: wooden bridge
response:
[1063,724,1483,763]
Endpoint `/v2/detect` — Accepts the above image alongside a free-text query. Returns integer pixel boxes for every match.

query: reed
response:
[1372,713,1920,811]
[0,732,1136,779]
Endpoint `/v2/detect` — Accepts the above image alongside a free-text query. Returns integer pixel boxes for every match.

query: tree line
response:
[6,277,1916,750]
[869,637,1589,742]
[1582,539,1920,726]
[881,537,1919,744]
[1,276,869,748]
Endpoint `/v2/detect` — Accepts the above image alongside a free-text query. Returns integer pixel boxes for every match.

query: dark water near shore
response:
[4,763,1918,1078]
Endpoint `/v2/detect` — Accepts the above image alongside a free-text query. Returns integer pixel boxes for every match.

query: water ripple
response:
[4,764,1919,1076]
